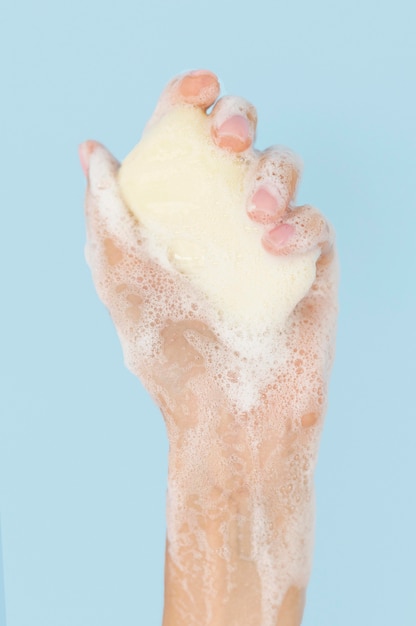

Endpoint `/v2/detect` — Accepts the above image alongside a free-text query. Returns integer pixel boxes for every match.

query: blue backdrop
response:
[1,0,415,624]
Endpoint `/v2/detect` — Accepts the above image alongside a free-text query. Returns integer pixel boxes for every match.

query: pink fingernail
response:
[216,115,249,142]
[251,188,281,216]
[266,223,295,247]
[179,70,219,99]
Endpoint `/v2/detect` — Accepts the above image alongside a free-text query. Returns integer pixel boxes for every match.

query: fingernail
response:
[216,115,249,142]
[179,70,219,98]
[266,223,295,247]
[251,188,282,218]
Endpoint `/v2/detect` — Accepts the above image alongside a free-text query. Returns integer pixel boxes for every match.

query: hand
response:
[80,69,338,626]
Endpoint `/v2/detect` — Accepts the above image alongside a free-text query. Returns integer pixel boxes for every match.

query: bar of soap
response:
[118,106,318,328]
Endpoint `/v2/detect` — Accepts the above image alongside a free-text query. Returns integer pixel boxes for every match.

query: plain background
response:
[1,0,415,624]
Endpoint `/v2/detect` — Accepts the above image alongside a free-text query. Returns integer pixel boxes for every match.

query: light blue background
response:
[1,0,415,624]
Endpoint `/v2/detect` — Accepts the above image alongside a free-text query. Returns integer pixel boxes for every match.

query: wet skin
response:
[80,70,338,626]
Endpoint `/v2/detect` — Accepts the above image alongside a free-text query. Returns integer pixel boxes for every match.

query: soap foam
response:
[118,106,319,332]
[86,102,338,626]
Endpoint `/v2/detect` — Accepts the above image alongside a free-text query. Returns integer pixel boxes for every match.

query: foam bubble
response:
[118,106,320,332]
[85,101,338,625]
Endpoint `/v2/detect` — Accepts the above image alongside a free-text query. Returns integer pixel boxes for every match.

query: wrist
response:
[163,443,314,626]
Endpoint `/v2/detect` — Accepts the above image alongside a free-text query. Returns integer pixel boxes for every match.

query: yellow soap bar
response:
[118,106,318,328]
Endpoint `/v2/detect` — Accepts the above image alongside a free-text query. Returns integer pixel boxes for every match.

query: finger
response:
[210,95,257,153]
[147,69,221,130]
[246,147,302,224]
[262,205,334,259]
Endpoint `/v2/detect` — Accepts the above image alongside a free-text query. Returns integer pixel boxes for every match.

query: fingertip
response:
[210,96,257,154]
[177,69,220,108]
[247,187,285,224]
[212,115,252,152]
[262,223,296,255]
[78,141,95,178]
[179,69,219,94]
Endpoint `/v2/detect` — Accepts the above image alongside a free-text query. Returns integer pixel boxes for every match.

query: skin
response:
[80,70,338,626]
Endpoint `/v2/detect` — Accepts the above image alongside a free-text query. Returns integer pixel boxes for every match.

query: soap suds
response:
[85,102,337,626]
[118,106,319,331]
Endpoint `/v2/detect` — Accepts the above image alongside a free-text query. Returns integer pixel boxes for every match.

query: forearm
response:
[81,65,337,626]
[162,431,316,626]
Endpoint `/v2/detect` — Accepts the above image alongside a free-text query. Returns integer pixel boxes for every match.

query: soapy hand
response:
[80,70,336,420]
[80,70,338,626]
